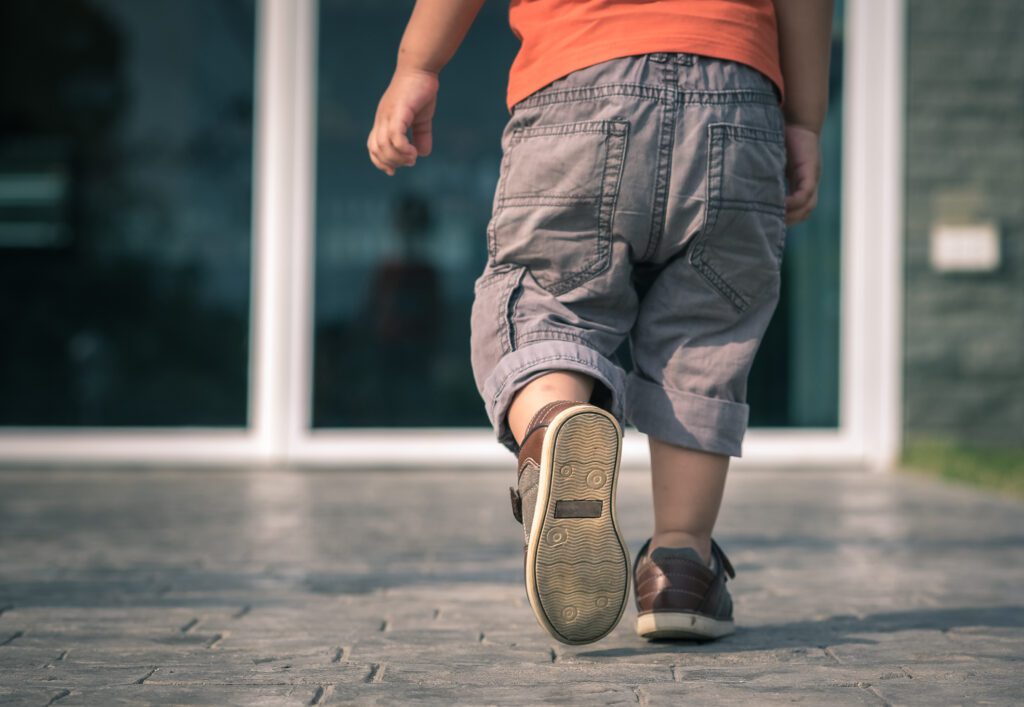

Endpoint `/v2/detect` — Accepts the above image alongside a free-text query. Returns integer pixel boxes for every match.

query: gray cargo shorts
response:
[470,52,787,457]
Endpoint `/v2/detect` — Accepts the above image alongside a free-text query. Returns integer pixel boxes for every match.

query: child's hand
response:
[368,68,439,176]
[783,124,822,225]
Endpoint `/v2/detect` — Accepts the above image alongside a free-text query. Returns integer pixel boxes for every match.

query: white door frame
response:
[0,0,905,470]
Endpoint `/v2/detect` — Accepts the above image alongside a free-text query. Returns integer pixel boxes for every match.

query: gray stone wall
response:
[904,0,1024,448]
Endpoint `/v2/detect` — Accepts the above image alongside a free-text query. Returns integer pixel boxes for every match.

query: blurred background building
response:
[0,0,1018,469]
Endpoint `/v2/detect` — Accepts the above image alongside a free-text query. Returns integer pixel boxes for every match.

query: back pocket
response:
[688,123,786,312]
[488,119,628,296]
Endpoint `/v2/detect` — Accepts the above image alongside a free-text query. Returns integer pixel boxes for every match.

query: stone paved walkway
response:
[0,468,1022,705]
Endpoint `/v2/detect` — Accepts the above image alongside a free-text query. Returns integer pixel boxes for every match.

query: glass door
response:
[312,0,515,430]
[0,0,257,427]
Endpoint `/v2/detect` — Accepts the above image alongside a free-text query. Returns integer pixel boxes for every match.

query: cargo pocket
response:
[488,119,628,296]
[688,123,787,313]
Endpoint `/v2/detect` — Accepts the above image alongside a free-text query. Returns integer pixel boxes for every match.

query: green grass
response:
[901,438,1024,499]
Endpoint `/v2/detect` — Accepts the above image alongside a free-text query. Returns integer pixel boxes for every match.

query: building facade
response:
[0,0,1017,468]
[903,0,1024,449]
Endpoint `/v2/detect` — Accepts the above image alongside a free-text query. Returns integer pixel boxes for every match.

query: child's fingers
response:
[369,151,394,177]
[373,125,411,169]
[367,129,395,176]
[785,196,812,224]
[387,113,418,161]
[784,193,811,224]
[411,118,432,156]
[410,110,433,156]
[785,184,817,225]
[366,104,421,175]
[388,111,416,149]
[783,162,817,224]
[369,151,395,177]
[785,185,812,212]
[374,121,409,171]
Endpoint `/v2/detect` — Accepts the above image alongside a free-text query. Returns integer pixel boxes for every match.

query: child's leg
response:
[648,436,729,564]
[507,371,594,444]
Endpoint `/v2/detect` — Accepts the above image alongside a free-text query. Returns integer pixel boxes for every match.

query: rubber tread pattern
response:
[531,411,629,644]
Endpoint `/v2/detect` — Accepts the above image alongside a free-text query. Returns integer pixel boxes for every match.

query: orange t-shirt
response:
[505,0,783,112]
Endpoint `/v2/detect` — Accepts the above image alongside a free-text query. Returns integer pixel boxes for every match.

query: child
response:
[368,0,833,645]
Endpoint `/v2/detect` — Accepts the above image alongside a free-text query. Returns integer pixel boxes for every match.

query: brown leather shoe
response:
[509,400,630,645]
[633,538,736,640]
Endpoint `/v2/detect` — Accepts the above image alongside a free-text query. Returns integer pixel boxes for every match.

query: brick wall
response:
[903,0,1024,448]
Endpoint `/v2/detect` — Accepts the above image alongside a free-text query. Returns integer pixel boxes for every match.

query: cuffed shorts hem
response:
[624,372,749,457]
[481,340,627,454]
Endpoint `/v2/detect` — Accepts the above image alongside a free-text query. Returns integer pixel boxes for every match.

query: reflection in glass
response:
[314,0,513,427]
[0,1,256,426]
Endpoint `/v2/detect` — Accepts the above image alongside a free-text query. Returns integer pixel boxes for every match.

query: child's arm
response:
[368,0,486,176]
[772,0,834,224]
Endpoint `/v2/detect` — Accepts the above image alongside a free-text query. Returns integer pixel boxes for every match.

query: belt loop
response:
[676,53,695,66]
[663,54,679,85]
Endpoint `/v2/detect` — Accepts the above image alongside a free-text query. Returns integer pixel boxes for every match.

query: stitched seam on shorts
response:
[488,150,512,261]
[499,195,600,206]
[711,123,785,144]
[497,267,526,355]
[594,119,628,288]
[475,265,519,291]
[510,119,627,141]
[688,126,749,313]
[719,198,786,218]
[513,83,776,110]
[679,90,777,106]
[687,123,785,313]
[641,59,678,261]
[514,83,665,109]
[516,329,595,347]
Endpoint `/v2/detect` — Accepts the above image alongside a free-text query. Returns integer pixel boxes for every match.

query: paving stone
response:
[1,468,1022,705]
[51,684,317,706]
[641,681,884,706]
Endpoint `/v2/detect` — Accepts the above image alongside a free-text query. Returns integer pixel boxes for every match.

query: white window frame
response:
[0,0,904,471]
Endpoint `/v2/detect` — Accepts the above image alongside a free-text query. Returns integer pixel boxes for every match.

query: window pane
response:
[747,0,844,428]
[0,0,256,426]
[314,0,514,427]
[313,0,843,429]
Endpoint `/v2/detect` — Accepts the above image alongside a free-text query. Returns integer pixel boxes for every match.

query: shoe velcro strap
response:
[509,486,523,524]
[711,539,736,579]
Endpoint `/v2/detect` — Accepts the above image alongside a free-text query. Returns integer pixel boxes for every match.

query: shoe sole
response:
[635,611,736,641]
[525,404,630,645]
